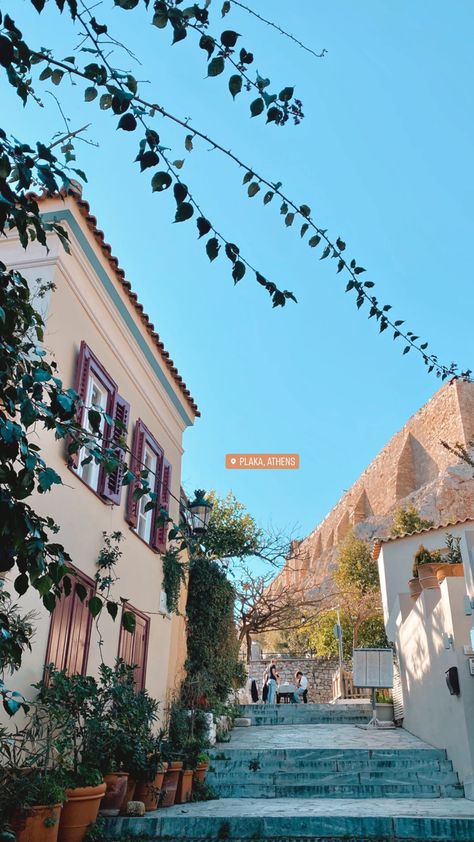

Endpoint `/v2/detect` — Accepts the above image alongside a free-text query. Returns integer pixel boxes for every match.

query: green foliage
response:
[162,547,186,614]
[390,506,434,538]
[0,582,34,678]
[202,491,261,564]
[184,555,246,706]
[335,532,379,595]
[412,544,442,578]
[292,610,387,660]
[445,533,462,565]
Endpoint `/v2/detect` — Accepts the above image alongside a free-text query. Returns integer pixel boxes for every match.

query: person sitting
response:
[292,670,308,703]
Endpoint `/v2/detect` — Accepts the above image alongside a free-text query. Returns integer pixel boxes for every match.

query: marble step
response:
[206,781,465,799]
[207,769,460,785]
[104,796,474,840]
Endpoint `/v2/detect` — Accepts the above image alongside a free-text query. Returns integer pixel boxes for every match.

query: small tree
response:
[390,505,434,538]
[331,531,384,651]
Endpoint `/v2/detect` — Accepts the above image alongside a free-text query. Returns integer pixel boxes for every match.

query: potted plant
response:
[436,534,464,584]
[407,560,422,601]
[160,752,183,808]
[413,545,443,590]
[0,722,65,842]
[193,752,210,785]
[134,734,168,812]
[37,668,106,842]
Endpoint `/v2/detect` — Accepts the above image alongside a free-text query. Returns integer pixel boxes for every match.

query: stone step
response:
[208,769,459,785]
[210,757,453,772]
[104,796,474,840]
[205,782,465,799]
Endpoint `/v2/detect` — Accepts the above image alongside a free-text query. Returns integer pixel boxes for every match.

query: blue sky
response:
[8,0,474,541]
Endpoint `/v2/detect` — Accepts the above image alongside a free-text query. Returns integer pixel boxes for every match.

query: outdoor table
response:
[277,683,296,704]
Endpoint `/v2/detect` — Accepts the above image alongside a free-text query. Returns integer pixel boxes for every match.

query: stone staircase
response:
[104,704,474,841]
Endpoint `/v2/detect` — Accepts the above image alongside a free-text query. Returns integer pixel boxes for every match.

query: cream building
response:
[2,187,199,709]
[375,519,474,799]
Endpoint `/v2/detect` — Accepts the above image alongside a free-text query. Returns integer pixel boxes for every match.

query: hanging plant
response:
[162,548,186,614]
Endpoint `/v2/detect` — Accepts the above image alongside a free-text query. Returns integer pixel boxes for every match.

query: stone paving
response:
[219,723,433,751]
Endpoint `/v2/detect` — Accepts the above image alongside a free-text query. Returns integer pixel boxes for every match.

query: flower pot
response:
[58,783,106,842]
[99,772,129,817]
[11,804,62,842]
[408,577,422,600]
[418,563,440,590]
[436,563,464,584]
[161,761,183,808]
[119,777,136,815]
[193,762,209,784]
[175,769,193,804]
[135,764,168,812]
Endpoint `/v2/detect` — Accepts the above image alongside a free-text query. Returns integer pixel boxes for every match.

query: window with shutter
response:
[126,419,165,548]
[44,568,94,676]
[71,341,129,505]
[118,605,150,691]
[154,458,172,552]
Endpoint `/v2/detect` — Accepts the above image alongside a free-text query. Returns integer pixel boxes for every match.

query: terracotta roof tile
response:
[372,515,474,558]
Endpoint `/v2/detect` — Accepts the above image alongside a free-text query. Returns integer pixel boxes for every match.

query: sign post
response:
[352,648,394,728]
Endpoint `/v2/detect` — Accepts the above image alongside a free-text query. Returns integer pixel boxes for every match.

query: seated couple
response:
[263,663,309,704]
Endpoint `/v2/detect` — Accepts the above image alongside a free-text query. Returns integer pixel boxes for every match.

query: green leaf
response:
[173,182,188,203]
[88,595,102,618]
[225,243,239,263]
[250,97,264,117]
[336,238,346,251]
[173,159,184,169]
[197,217,211,238]
[117,113,137,132]
[221,30,239,48]
[394,320,404,326]
[364,281,375,288]
[106,600,118,621]
[99,93,112,110]
[51,69,64,86]
[38,467,61,492]
[43,593,56,613]
[84,86,97,102]
[300,223,309,238]
[299,204,311,218]
[174,202,194,223]
[229,74,242,98]
[172,26,187,45]
[208,56,225,77]
[263,191,274,205]
[280,202,288,214]
[403,346,411,354]
[206,237,220,261]
[153,2,168,28]
[308,235,321,248]
[139,151,159,171]
[122,611,136,633]
[247,182,260,198]
[232,261,246,283]
[185,134,193,151]
[151,171,172,192]
[199,34,215,59]
[75,583,87,602]
[285,213,294,227]
[221,0,231,15]
[242,170,253,184]
[279,86,294,102]
[320,245,331,259]
[354,266,366,274]
[39,66,52,81]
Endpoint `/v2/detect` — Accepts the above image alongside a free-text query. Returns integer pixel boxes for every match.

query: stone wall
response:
[272,381,474,594]
[247,657,345,703]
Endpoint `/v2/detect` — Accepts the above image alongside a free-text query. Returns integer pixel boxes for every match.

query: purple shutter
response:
[118,606,150,691]
[44,568,94,677]
[69,341,91,468]
[154,459,172,552]
[102,393,130,505]
[126,420,145,528]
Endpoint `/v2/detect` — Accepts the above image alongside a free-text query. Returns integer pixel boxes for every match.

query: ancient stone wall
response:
[247,657,346,703]
[274,381,474,593]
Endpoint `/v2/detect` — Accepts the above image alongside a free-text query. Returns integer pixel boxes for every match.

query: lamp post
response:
[188,489,213,535]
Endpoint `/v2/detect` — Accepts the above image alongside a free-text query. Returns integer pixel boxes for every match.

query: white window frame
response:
[136,442,158,543]
[77,373,108,492]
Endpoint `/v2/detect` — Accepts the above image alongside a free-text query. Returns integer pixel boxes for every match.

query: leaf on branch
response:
[232,260,246,283]
[250,97,264,117]
[84,86,97,102]
[153,2,168,28]
[200,34,215,59]
[117,113,137,131]
[38,467,61,492]
[336,237,346,251]
[225,242,239,263]
[173,182,188,203]
[364,281,375,288]
[229,74,242,98]
[51,69,64,86]
[122,611,136,633]
[139,150,159,171]
[242,170,253,184]
[106,600,118,621]
[221,1,231,17]
[88,595,102,618]
[206,236,220,261]
[39,66,52,81]
[247,182,260,197]
[185,134,193,151]
[320,245,331,260]
[300,223,309,238]
[151,171,172,191]
[263,191,274,204]
[172,26,187,45]
[208,56,226,79]
[279,86,294,102]
[173,159,184,169]
[308,235,321,248]
[285,213,294,227]
[174,202,194,223]
[266,106,282,124]
[221,30,239,48]
[197,217,211,238]
[0,36,14,69]
[299,204,311,217]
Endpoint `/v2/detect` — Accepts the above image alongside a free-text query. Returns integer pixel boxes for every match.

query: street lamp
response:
[189,489,213,535]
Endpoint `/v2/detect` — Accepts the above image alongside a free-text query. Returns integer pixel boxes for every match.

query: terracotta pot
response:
[11,804,62,842]
[175,768,193,804]
[134,764,168,812]
[436,563,464,584]
[193,762,209,784]
[119,777,136,815]
[418,563,440,590]
[99,772,129,817]
[408,577,422,600]
[58,783,106,842]
[161,761,183,808]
